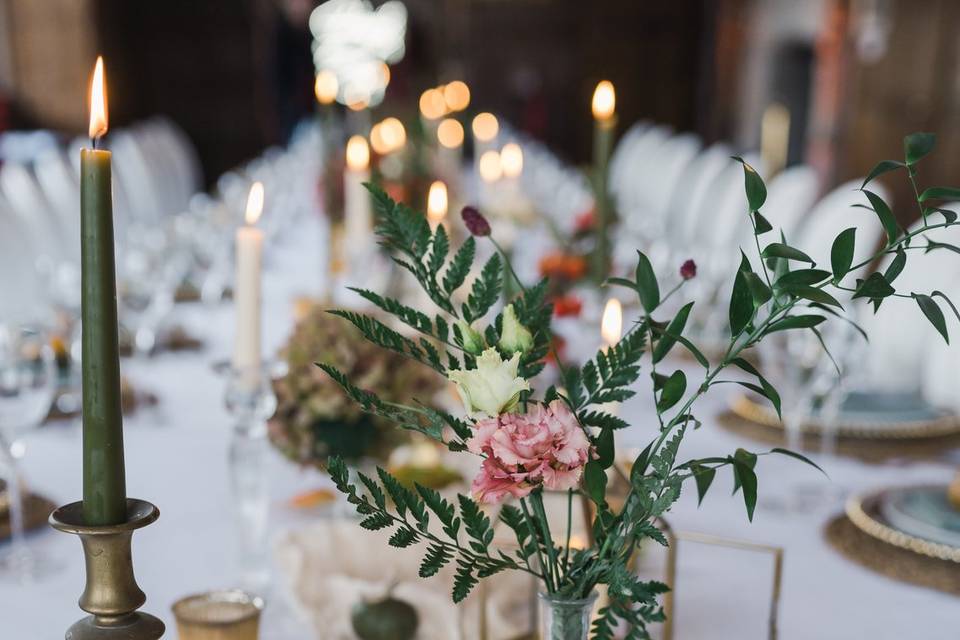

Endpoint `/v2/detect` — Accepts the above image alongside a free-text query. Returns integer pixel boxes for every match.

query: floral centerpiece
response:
[318,133,959,639]
[269,302,444,466]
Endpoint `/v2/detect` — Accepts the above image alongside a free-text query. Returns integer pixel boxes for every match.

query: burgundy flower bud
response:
[461,206,491,237]
[680,259,697,280]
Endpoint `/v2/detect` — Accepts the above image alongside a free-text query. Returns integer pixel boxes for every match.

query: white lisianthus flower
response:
[498,304,534,354]
[448,348,530,417]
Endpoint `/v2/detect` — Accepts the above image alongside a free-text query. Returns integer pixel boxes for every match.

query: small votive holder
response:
[172,590,264,640]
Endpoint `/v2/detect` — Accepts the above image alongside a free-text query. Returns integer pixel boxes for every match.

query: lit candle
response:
[443,81,471,113]
[234,182,264,387]
[501,142,523,181]
[370,117,406,156]
[81,56,127,526]
[600,297,623,419]
[591,80,617,283]
[499,142,524,204]
[419,87,447,135]
[344,135,373,263]
[472,112,499,168]
[601,298,623,350]
[427,180,448,229]
[760,102,790,179]
[436,117,464,179]
[314,70,338,107]
[478,150,502,183]
[477,149,502,207]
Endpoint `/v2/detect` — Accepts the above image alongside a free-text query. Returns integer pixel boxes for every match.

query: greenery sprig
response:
[318,133,960,638]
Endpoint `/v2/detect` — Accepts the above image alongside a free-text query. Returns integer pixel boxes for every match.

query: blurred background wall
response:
[0,0,956,221]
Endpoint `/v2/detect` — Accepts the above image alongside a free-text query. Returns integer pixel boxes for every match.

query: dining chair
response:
[793,178,888,277]
[666,142,735,253]
[921,276,960,411]
[622,133,702,243]
[0,204,50,322]
[0,162,69,264]
[33,148,81,264]
[859,210,960,392]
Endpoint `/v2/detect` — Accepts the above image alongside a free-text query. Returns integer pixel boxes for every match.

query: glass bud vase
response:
[538,591,598,640]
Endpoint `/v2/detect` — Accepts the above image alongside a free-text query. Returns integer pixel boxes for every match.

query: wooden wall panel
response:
[3,0,99,131]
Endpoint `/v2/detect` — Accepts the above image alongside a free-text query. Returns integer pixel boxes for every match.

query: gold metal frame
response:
[661,524,783,640]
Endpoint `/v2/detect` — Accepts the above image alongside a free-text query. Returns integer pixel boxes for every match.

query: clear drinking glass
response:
[223,363,278,592]
[538,591,598,640]
[0,323,57,581]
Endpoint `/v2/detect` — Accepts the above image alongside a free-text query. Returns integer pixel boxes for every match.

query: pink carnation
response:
[467,400,592,504]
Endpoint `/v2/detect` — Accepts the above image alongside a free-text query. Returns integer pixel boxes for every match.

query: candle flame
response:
[592,80,616,121]
[601,298,622,347]
[346,135,370,170]
[472,112,499,142]
[88,56,108,140]
[380,117,406,151]
[370,123,386,155]
[371,118,405,155]
[443,80,470,112]
[427,180,448,224]
[314,70,338,105]
[419,88,447,120]
[478,150,502,183]
[437,118,464,149]
[500,143,523,178]
[245,182,264,225]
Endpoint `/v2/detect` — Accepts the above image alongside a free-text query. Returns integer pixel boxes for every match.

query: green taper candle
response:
[81,56,126,526]
[590,80,617,284]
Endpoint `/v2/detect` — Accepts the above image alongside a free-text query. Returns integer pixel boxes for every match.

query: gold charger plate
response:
[729,392,960,440]
[0,484,56,541]
[845,485,960,563]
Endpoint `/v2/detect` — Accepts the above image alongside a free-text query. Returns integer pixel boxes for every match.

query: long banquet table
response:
[5,212,960,639]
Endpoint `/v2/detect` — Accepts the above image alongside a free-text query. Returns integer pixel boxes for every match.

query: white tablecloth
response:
[5,213,960,639]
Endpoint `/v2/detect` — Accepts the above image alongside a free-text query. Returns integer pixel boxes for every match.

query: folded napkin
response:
[275,519,535,640]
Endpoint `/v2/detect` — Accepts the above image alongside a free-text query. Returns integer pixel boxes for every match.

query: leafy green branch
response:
[328,456,540,602]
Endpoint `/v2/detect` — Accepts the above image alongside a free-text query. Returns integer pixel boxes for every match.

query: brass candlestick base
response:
[49,498,165,639]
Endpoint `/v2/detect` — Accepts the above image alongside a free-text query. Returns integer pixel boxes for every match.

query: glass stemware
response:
[0,323,57,581]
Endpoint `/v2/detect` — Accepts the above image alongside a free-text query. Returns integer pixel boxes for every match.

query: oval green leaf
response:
[830,227,856,281]
[733,156,767,211]
[904,132,936,166]
[761,242,815,264]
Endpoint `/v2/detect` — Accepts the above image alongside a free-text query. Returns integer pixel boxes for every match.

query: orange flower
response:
[561,255,587,280]
[539,252,588,281]
[383,181,407,204]
[552,295,583,318]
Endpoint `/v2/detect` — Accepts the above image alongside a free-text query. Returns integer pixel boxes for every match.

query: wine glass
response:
[0,323,57,581]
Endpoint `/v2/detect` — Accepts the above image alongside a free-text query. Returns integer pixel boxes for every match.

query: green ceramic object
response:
[350,595,418,640]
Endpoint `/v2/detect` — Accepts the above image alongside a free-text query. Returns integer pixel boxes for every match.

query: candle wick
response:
[91,136,98,150]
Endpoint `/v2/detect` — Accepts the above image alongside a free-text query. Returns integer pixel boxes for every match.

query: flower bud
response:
[498,304,534,354]
[456,319,485,355]
[680,259,697,280]
[461,205,491,237]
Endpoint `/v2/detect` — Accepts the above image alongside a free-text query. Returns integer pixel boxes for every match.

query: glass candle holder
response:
[172,590,264,640]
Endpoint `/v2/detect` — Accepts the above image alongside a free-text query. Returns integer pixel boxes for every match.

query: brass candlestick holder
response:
[49,498,165,639]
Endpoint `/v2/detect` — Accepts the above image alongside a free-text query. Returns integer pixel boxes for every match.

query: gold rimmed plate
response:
[846,485,960,563]
[730,390,960,440]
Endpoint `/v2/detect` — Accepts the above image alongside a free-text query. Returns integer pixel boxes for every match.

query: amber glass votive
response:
[172,590,264,640]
